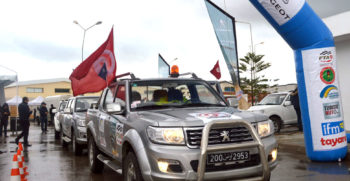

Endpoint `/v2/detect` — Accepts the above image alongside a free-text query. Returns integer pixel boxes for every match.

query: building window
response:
[26,88,43,93]
[224,87,235,92]
[55,88,70,93]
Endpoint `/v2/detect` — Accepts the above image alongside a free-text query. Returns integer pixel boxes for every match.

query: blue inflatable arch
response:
[249,0,347,161]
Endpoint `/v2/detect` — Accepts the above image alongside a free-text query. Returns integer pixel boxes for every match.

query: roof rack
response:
[177,72,199,79]
[115,72,137,80]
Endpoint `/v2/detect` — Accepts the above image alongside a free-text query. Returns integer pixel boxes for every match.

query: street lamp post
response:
[73,20,102,62]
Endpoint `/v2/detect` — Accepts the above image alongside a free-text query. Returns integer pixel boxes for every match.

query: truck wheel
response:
[88,137,104,173]
[123,152,143,181]
[270,116,282,133]
[60,126,68,147]
[55,129,60,140]
[72,130,83,155]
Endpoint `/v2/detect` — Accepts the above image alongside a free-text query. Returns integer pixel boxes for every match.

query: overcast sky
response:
[0,0,345,85]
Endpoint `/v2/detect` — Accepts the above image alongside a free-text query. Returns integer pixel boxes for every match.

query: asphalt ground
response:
[0,124,349,181]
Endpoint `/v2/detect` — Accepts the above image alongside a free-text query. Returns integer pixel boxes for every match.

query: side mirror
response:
[64,108,72,114]
[52,109,57,114]
[90,103,97,109]
[284,101,292,106]
[106,103,123,114]
[226,97,239,108]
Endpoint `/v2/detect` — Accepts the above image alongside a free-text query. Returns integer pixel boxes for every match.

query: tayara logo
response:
[319,51,333,64]
[321,136,347,147]
[320,85,339,99]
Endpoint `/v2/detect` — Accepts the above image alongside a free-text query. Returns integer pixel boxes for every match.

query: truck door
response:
[63,99,73,136]
[282,94,297,124]
[107,83,127,160]
[98,88,115,153]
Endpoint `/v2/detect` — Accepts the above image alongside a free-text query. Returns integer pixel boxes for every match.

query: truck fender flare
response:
[86,121,97,143]
[123,129,152,179]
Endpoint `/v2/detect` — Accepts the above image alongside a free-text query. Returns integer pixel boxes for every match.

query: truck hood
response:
[248,105,280,111]
[135,107,268,127]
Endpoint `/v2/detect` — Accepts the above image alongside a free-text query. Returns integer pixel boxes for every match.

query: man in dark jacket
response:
[39,102,48,133]
[290,88,302,131]
[15,97,32,147]
[0,103,10,137]
[49,104,55,126]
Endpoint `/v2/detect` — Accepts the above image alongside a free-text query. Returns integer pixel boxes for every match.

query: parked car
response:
[248,92,297,133]
[54,100,68,139]
[60,96,99,155]
[86,73,277,181]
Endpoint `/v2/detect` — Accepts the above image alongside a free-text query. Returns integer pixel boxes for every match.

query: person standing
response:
[291,87,302,131]
[39,102,48,133]
[33,108,37,123]
[49,104,55,126]
[0,103,10,137]
[15,97,32,147]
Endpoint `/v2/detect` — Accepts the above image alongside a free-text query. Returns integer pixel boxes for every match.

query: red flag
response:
[210,60,221,79]
[70,28,116,96]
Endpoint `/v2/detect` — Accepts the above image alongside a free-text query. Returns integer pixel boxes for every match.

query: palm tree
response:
[239,52,271,105]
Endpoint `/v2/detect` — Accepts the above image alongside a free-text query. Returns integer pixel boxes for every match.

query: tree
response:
[239,52,271,105]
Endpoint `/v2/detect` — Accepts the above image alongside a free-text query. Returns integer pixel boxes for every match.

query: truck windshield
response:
[257,94,287,105]
[75,97,98,112]
[130,80,226,111]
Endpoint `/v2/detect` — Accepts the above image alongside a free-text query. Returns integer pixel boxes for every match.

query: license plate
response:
[207,151,250,164]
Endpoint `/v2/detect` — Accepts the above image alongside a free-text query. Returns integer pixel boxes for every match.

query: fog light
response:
[158,161,169,173]
[271,149,277,161]
[157,159,182,173]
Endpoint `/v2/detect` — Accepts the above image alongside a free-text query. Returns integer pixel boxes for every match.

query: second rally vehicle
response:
[86,73,278,181]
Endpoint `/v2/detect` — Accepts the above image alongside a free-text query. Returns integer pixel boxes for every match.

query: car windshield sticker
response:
[99,115,107,147]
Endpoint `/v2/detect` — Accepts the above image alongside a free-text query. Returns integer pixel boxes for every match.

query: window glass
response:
[26,88,43,93]
[258,94,287,105]
[59,101,67,111]
[55,88,70,93]
[75,97,98,112]
[130,80,225,110]
[103,89,114,109]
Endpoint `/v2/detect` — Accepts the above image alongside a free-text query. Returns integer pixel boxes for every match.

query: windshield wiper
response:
[134,105,178,110]
[181,103,225,107]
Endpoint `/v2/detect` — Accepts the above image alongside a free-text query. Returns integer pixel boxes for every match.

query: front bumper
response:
[142,135,277,181]
[76,126,87,144]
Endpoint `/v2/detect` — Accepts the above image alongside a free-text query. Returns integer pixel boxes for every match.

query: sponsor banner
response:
[323,102,341,119]
[258,0,305,26]
[302,47,346,151]
[205,0,240,83]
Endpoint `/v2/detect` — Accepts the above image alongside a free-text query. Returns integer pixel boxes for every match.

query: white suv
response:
[248,92,297,133]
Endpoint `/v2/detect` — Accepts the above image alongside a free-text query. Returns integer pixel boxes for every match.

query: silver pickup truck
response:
[60,96,98,155]
[86,73,277,181]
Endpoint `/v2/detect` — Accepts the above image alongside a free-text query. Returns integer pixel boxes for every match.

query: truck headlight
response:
[147,127,185,145]
[257,120,273,137]
[77,119,86,127]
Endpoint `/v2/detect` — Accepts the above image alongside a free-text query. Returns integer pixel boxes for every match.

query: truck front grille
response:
[185,126,254,148]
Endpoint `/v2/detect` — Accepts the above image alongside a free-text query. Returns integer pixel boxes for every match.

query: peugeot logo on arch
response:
[220,131,230,142]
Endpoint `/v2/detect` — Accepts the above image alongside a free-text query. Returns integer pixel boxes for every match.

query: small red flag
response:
[70,28,116,96]
[210,60,221,79]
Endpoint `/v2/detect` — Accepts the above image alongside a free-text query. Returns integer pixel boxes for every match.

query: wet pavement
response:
[0,124,349,181]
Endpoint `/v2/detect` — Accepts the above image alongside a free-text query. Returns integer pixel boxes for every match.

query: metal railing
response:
[197,119,270,181]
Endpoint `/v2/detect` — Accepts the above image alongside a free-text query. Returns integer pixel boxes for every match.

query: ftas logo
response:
[319,51,333,64]
[320,121,346,147]
[320,85,339,99]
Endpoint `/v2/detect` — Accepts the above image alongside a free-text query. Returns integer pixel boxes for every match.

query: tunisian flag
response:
[70,28,116,96]
[210,60,221,80]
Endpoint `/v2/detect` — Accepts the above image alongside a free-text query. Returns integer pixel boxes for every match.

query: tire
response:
[72,130,83,155]
[123,152,143,181]
[55,129,60,140]
[270,116,282,133]
[60,126,68,147]
[88,136,104,173]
